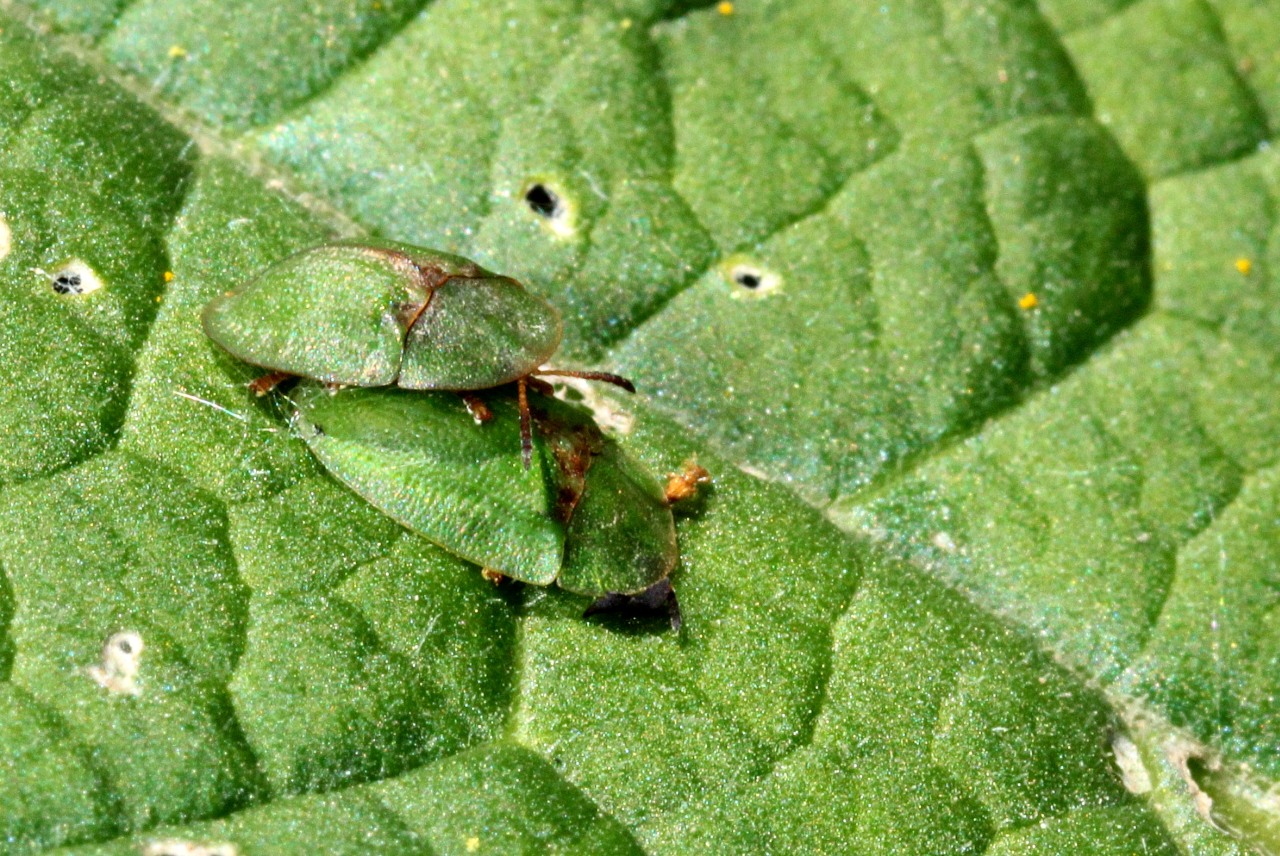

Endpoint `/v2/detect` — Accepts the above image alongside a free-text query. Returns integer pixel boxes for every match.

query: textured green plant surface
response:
[0,0,1277,853]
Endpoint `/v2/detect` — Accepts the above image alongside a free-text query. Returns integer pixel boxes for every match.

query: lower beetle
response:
[289,382,697,627]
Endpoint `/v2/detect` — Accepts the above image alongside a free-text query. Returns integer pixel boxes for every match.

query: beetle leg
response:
[248,370,293,397]
[458,392,494,424]
[518,375,533,470]
[533,369,636,394]
[665,460,711,504]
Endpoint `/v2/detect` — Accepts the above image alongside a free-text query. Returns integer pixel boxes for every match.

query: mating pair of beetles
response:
[203,240,704,627]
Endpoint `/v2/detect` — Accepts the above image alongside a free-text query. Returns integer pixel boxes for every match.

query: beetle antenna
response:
[518,376,533,470]
[534,369,636,393]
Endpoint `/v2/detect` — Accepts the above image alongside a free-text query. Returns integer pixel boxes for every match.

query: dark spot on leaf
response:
[117,639,133,654]
[52,272,84,294]
[525,183,561,219]
[725,261,779,298]
[1185,755,1211,786]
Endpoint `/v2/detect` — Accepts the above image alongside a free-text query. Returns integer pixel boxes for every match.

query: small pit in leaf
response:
[47,260,103,296]
[523,181,576,238]
[525,183,561,218]
[722,259,780,299]
[53,272,84,294]
[87,631,145,696]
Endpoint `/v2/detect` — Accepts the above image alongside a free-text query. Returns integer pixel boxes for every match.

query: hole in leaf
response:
[53,272,83,294]
[1185,754,1212,785]
[523,180,578,238]
[86,631,145,696]
[0,216,10,262]
[46,259,103,296]
[525,183,561,219]
[723,259,781,299]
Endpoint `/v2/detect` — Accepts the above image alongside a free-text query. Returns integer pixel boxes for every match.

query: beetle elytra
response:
[289,382,689,626]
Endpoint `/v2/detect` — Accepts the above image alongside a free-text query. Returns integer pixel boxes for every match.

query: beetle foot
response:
[583,578,681,631]
[459,392,494,424]
[480,568,508,585]
[665,460,711,504]
[527,376,556,396]
[248,370,293,397]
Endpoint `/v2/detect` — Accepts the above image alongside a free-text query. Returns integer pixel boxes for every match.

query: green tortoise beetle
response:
[289,382,703,627]
[202,240,634,466]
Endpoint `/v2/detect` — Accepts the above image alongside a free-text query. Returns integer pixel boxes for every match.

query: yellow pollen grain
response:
[1018,292,1038,310]
[163,270,175,282]
[717,1,734,15]
[167,45,187,58]
[1235,257,1252,275]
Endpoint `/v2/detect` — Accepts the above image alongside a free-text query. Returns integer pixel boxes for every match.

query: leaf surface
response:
[0,0,1276,852]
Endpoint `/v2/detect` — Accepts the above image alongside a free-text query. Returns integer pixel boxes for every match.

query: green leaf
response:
[1,0,1277,853]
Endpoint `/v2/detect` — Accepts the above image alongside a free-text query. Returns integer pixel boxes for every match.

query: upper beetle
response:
[202,240,633,464]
